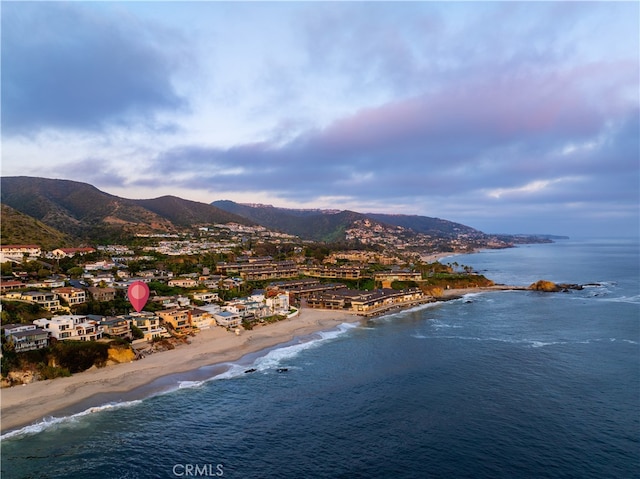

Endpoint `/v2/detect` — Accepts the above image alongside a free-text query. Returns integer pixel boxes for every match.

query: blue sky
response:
[2,1,638,237]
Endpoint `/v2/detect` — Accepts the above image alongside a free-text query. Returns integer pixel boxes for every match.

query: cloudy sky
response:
[2,1,638,237]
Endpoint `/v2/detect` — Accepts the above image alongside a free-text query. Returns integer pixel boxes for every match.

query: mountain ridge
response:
[1,177,254,242]
[1,177,557,247]
[212,200,484,241]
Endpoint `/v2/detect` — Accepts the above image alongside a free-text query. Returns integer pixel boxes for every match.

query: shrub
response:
[38,363,71,380]
[51,341,109,373]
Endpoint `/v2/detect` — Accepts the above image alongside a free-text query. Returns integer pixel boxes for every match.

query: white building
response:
[34,315,103,341]
[192,292,219,303]
[213,311,241,328]
[0,245,41,263]
[266,292,290,315]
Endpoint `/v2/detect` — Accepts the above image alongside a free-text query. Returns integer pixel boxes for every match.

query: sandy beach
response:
[0,307,364,434]
[0,285,527,435]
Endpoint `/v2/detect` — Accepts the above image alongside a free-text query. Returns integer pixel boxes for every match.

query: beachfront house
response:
[188,308,214,330]
[157,308,191,333]
[3,324,49,352]
[34,315,103,341]
[266,292,290,315]
[100,317,132,339]
[130,312,169,341]
[213,310,241,328]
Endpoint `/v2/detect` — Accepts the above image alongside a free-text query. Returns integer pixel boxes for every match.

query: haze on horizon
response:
[1,2,638,238]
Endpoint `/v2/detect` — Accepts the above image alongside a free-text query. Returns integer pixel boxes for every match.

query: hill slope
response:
[212,200,485,241]
[212,201,376,241]
[1,177,252,242]
[0,204,72,249]
[135,196,254,228]
[365,213,480,236]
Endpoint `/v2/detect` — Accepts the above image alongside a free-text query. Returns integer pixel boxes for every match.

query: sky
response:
[2,1,639,237]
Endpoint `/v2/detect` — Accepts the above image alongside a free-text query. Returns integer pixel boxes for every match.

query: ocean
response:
[2,238,638,479]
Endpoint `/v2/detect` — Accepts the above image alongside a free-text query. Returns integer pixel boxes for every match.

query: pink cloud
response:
[312,60,636,156]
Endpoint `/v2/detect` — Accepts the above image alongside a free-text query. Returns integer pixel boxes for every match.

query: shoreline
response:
[0,286,524,436]
[0,307,365,435]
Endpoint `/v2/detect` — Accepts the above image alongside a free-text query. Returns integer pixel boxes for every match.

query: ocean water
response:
[2,238,638,479]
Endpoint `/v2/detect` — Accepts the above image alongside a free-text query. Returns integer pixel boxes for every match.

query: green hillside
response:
[1,204,71,249]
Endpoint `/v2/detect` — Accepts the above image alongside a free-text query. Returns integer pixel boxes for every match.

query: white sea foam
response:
[430,321,463,330]
[599,294,640,304]
[252,322,357,371]
[1,400,143,441]
[177,380,205,389]
[371,301,441,322]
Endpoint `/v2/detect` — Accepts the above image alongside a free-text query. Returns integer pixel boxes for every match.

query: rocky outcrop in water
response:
[529,280,584,292]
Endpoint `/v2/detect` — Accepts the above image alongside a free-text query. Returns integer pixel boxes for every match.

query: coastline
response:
[0,285,525,436]
[0,307,364,435]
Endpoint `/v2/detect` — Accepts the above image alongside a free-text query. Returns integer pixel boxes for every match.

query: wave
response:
[411,334,639,348]
[2,323,359,440]
[1,399,143,441]
[597,294,640,304]
[165,323,360,387]
[252,322,358,371]
[370,301,442,322]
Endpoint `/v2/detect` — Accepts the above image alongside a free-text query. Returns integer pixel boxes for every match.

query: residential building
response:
[213,310,241,328]
[374,270,422,285]
[88,287,117,302]
[100,317,131,339]
[3,324,49,352]
[168,278,199,288]
[0,245,41,263]
[5,291,62,312]
[53,287,87,306]
[51,247,96,258]
[157,308,191,332]
[266,292,290,315]
[34,315,103,341]
[300,265,363,280]
[188,309,214,330]
[0,280,24,292]
[129,312,169,341]
[192,292,219,303]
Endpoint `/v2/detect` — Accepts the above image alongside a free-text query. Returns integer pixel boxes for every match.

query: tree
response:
[130,323,145,340]
[67,267,84,278]
[1,262,13,276]
[37,268,51,279]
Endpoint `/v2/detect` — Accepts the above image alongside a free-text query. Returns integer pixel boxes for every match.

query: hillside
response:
[365,213,480,236]
[212,200,484,241]
[0,177,253,242]
[212,201,375,241]
[0,204,72,249]
[134,196,255,228]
